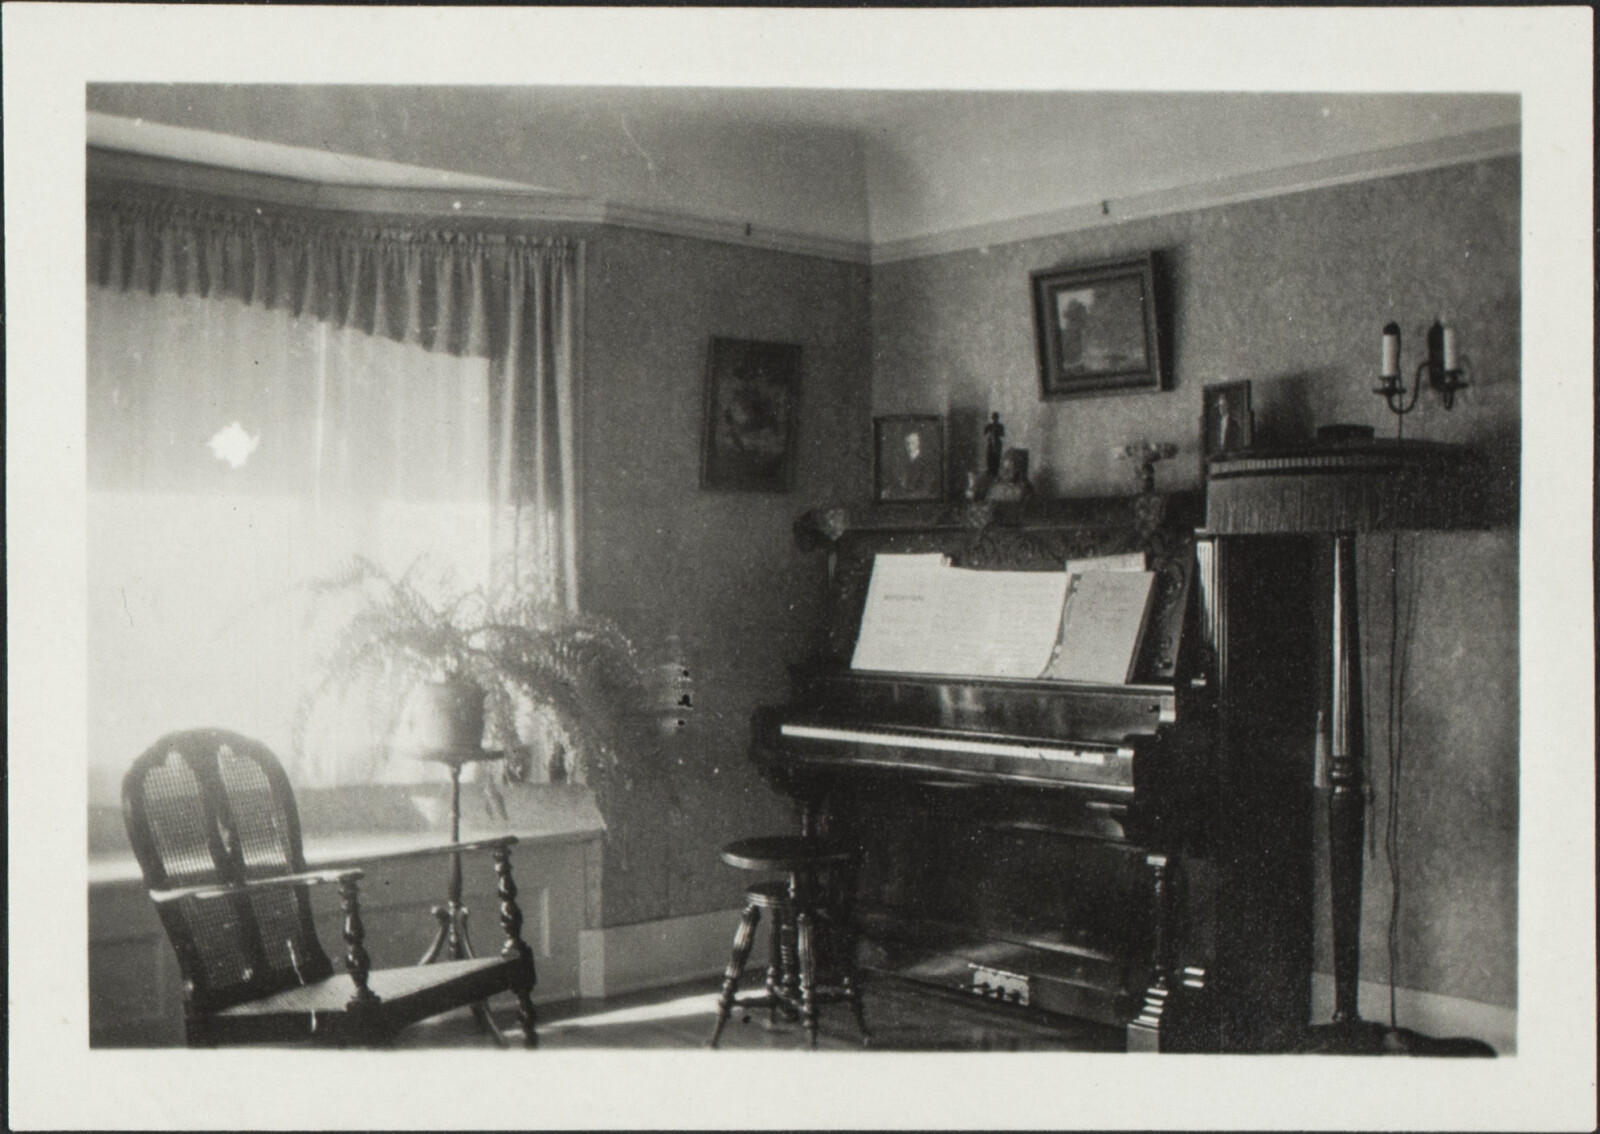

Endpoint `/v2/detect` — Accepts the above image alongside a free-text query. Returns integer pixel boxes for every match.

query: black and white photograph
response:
[874,415,945,501]
[1202,380,1254,458]
[4,7,1595,1132]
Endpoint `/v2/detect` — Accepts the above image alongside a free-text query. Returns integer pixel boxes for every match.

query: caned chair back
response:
[122,729,335,1015]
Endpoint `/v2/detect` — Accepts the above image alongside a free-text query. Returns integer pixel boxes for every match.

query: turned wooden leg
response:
[710,902,761,1048]
[1127,853,1172,1053]
[419,904,451,965]
[339,875,381,1043]
[842,972,869,1047]
[797,908,819,1049]
[834,855,869,1045]
[779,913,800,1009]
[765,908,785,1027]
[840,915,869,1046]
[1329,532,1367,1025]
[1148,853,1170,990]
[494,846,538,1048]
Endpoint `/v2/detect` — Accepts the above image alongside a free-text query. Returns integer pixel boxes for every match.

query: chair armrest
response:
[312,835,520,871]
[150,867,365,904]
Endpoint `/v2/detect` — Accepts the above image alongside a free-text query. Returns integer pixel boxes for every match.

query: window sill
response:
[89,781,604,890]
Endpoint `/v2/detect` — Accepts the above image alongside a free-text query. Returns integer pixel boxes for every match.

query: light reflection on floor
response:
[540,990,722,1030]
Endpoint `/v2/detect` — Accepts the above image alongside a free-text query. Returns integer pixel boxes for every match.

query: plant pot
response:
[397,676,486,754]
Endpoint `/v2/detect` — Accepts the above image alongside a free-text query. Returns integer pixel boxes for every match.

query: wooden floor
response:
[395,973,1125,1052]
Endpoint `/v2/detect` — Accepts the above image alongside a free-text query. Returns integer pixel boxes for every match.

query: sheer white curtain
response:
[86,181,581,799]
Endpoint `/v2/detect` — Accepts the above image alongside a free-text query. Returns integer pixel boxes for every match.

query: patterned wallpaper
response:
[870,157,1521,1009]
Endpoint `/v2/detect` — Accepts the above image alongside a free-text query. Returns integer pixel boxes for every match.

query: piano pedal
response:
[968,963,1031,1007]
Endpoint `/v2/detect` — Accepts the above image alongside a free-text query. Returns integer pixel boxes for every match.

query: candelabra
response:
[1374,320,1468,415]
[1118,440,1178,493]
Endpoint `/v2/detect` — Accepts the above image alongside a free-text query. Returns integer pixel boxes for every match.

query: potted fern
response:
[291,555,646,788]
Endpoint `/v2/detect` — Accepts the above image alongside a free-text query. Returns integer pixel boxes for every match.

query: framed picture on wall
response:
[1031,253,1164,398]
[873,415,945,502]
[700,336,801,493]
[1201,380,1254,459]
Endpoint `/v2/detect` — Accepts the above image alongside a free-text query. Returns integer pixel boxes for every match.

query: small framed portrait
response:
[1031,253,1164,398]
[1202,380,1255,459]
[700,336,802,493]
[873,415,945,502]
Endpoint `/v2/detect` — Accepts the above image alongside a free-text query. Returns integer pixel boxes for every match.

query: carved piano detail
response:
[756,495,1317,1052]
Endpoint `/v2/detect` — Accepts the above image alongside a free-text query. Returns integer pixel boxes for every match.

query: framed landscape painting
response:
[700,336,801,493]
[1031,254,1164,398]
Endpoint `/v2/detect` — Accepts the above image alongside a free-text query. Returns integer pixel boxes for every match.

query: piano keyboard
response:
[779,723,1131,767]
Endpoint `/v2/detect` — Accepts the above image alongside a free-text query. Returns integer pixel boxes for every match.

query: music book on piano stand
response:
[850,554,1069,679]
[1041,568,1157,684]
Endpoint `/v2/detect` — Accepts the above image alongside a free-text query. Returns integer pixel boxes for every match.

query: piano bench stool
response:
[708,838,869,1049]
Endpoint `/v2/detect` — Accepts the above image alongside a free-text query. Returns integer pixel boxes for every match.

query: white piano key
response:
[778,723,1131,766]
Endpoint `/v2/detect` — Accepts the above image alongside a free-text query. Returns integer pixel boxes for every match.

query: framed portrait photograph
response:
[1031,253,1163,398]
[1201,380,1254,459]
[874,415,945,502]
[700,336,801,493]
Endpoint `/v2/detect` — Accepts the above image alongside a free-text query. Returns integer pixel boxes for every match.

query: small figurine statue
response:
[985,447,1033,502]
[983,412,1005,478]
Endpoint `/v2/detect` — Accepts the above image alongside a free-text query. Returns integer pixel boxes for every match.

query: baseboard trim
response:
[579,908,745,1000]
[1310,972,1516,1055]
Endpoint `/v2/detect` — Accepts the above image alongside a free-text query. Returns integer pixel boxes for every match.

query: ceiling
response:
[87,85,1520,251]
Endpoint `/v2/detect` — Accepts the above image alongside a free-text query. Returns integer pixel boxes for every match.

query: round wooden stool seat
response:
[720,836,855,873]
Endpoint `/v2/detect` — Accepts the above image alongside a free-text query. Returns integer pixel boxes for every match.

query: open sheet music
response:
[851,553,1154,683]
[850,554,1067,678]
[1040,568,1157,683]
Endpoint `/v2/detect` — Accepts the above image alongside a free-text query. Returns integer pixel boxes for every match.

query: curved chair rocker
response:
[121,729,538,1047]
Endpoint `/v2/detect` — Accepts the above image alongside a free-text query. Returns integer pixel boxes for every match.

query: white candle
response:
[1442,325,1458,371]
[1381,323,1401,379]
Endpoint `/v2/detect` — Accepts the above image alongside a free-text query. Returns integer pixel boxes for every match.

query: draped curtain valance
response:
[86,183,583,610]
[87,193,575,359]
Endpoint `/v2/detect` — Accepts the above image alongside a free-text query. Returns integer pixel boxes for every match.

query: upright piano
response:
[752,493,1320,1052]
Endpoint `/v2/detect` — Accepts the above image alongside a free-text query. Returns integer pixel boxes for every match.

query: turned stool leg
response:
[834,857,870,1046]
[779,912,800,1011]
[796,907,819,1049]
[709,901,761,1049]
[765,907,785,1027]
[714,837,862,1050]
[840,915,869,1047]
